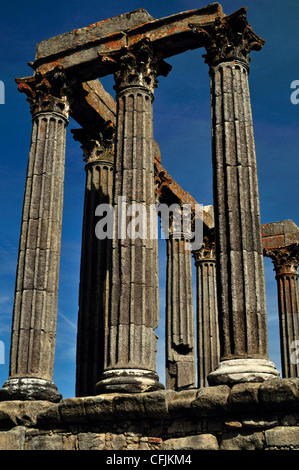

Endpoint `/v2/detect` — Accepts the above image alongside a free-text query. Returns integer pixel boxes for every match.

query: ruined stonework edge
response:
[0,379,297,428]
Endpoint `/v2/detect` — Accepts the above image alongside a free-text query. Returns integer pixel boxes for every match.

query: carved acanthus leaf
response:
[16,65,78,117]
[193,229,216,262]
[71,121,115,164]
[114,38,171,93]
[264,244,299,276]
[189,7,265,66]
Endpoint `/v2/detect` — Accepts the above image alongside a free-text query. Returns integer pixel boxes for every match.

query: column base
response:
[208,358,280,386]
[96,368,165,394]
[0,378,62,402]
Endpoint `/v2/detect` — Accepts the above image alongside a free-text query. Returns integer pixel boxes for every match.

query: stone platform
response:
[0,378,298,451]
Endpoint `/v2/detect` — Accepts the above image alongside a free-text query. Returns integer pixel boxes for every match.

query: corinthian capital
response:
[189,7,265,67]
[193,229,216,263]
[15,65,76,118]
[114,38,171,94]
[71,121,115,165]
[264,244,299,276]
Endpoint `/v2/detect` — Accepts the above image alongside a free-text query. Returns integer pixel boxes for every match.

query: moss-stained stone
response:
[259,378,299,410]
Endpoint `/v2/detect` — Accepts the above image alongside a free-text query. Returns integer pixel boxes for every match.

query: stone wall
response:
[0,378,298,451]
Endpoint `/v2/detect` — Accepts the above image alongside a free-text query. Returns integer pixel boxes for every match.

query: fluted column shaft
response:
[195,11,280,384]
[0,67,71,401]
[265,245,299,378]
[193,232,219,388]
[166,227,196,390]
[97,40,171,393]
[72,125,114,396]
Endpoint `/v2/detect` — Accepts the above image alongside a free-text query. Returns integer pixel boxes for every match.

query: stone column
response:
[0,67,72,401]
[265,245,299,378]
[72,123,115,396]
[165,213,196,390]
[191,10,279,384]
[193,229,220,388]
[96,39,171,393]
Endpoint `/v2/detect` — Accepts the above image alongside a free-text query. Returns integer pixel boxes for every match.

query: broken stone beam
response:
[71,80,116,129]
[32,4,224,81]
[154,145,214,232]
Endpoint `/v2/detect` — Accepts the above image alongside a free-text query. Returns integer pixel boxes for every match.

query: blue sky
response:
[0,0,298,398]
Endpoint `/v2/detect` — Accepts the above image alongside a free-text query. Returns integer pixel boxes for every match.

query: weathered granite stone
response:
[229,382,261,412]
[36,9,155,61]
[162,434,219,450]
[259,378,299,410]
[111,434,130,450]
[168,390,197,417]
[84,395,116,421]
[77,432,106,450]
[220,430,265,450]
[25,433,65,451]
[265,426,299,448]
[143,391,169,419]
[0,400,54,427]
[242,417,279,429]
[113,394,146,418]
[224,420,242,429]
[0,427,25,450]
[36,404,61,427]
[59,397,87,424]
[193,385,230,416]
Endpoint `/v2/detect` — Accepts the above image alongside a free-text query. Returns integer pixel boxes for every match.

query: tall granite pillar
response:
[193,229,220,388]
[97,39,171,393]
[165,213,196,390]
[191,10,279,384]
[72,123,115,396]
[0,67,71,401]
[265,245,299,378]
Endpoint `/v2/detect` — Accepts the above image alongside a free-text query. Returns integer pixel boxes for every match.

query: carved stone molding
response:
[15,65,78,118]
[113,39,171,94]
[71,121,115,165]
[264,244,299,277]
[189,7,265,67]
